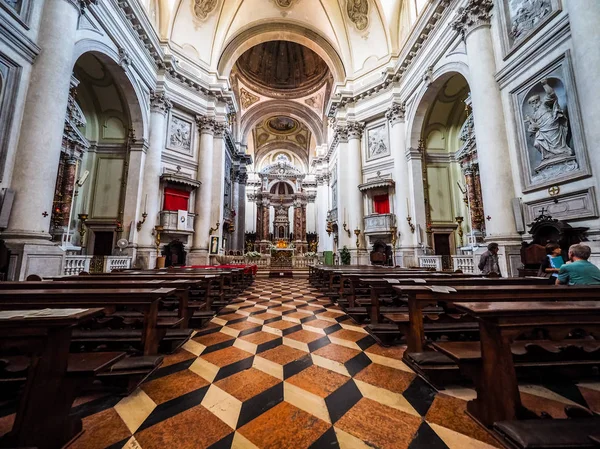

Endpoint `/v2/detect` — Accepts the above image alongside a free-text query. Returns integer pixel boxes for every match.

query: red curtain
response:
[163,187,190,211]
[373,194,390,214]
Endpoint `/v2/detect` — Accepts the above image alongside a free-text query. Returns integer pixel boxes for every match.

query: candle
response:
[406,198,409,214]
[144,194,148,214]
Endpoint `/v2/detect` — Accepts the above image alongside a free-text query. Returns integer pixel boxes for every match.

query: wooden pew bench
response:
[0,308,127,449]
[433,300,600,428]
[0,288,179,356]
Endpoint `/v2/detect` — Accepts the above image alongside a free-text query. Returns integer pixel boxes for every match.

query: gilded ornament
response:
[240,88,260,110]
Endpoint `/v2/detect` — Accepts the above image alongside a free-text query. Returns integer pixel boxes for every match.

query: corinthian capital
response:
[150,91,172,115]
[346,121,365,140]
[451,0,494,38]
[334,125,349,143]
[195,115,216,135]
[386,101,406,125]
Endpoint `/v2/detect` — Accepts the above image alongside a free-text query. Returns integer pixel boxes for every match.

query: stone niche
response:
[511,52,590,192]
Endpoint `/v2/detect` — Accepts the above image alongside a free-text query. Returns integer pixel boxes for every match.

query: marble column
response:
[122,138,148,258]
[316,175,332,252]
[59,157,77,228]
[210,124,227,254]
[189,116,215,264]
[135,93,171,268]
[234,173,247,251]
[346,122,366,256]
[568,1,600,213]
[335,127,351,249]
[3,0,93,279]
[452,0,518,241]
[387,102,415,248]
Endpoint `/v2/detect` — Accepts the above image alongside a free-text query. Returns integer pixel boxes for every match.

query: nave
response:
[5,278,597,449]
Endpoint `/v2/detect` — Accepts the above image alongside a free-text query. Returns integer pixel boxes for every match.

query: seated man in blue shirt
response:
[556,244,600,285]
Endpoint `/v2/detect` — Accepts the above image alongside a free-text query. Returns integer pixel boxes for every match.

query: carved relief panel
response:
[511,52,590,192]
[191,0,219,21]
[166,113,194,156]
[497,0,561,57]
[346,0,370,32]
[0,54,20,182]
[0,0,32,23]
[365,122,390,162]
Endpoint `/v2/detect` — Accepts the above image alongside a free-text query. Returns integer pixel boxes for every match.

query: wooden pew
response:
[0,288,176,356]
[392,284,600,354]
[0,308,126,449]
[433,300,600,429]
[0,279,204,329]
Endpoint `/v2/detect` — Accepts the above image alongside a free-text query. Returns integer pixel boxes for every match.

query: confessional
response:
[370,240,392,266]
[163,240,186,267]
[519,213,588,276]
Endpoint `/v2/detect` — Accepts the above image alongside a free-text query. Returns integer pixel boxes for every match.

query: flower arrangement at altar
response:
[245,251,262,259]
[305,252,318,258]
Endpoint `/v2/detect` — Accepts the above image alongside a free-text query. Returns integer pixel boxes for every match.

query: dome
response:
[235,41,329,96]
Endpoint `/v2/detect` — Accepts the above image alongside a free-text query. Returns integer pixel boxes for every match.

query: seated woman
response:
[538,242,565,283]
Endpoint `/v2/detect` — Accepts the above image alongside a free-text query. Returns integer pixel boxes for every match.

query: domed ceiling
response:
[235,41,330,97]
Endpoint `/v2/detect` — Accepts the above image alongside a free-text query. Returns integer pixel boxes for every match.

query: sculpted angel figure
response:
[524,79,573,163]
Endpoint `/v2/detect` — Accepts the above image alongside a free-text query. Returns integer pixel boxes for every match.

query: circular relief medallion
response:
[267,116,299,135]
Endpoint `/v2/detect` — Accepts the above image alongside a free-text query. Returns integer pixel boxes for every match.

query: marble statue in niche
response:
[523,78,577,182]
[367,125,389,160]
[169,116,191,151]
[508,0,552,41]
[346,0,369,32]
[191,0,218,21]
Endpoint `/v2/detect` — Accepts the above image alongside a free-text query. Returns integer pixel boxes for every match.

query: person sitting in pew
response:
[556,244,600,285]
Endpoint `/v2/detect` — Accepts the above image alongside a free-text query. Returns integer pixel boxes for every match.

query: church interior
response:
[1,0,600,448]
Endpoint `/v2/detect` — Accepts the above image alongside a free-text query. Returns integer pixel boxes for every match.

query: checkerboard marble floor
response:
[4,279,600,449]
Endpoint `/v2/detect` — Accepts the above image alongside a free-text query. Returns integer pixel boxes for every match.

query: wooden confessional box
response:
[519,214,588,277]
[163,240,187,267]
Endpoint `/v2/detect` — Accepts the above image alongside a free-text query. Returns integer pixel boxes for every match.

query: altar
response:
[272,240,294,268]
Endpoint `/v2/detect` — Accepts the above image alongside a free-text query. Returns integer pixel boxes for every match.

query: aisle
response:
[65,279,596,449]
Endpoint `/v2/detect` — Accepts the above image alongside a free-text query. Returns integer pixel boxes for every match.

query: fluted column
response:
[568,1,600,201]
[452,0,518,240]
[189,116,215,264]
[136,92,171,268]
[5,0,89,240]
[387,102,414,247]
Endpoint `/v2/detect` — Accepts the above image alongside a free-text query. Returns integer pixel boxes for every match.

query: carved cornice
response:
[195,115,217,135]
[149,92,172,115]
[385,101,406,125]
[451,0,494,38]
[65,0,97,13]
[316,173,330,185]
[346,122,365,140]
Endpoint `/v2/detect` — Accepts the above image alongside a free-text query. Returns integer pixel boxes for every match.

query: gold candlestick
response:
[343,222,351,238]
[455,216,464,247]
[154,225,164,249]
[354,229,361,248]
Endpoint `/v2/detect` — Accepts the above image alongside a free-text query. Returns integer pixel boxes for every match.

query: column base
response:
[188,249,210,266]
[135,246,158,270]
[394,246,421,268]
[350,248,369,265]
[4,239,65,280]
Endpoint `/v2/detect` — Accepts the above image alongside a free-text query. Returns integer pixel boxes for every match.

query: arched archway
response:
[217,22,346,83]
[72,40,147,140]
